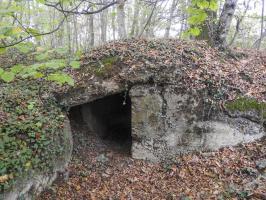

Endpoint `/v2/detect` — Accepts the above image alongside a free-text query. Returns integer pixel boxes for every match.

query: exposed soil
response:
[37,116,266,200]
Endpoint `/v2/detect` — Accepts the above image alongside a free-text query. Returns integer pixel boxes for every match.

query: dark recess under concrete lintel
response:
[68,92,132,153]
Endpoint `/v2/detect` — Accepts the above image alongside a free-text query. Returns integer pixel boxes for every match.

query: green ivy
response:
[0,44,78,191]
[0,81,66,191]
[0,44,80,86]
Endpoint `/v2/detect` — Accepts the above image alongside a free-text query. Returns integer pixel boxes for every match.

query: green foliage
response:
[25,28,41,37]
[0,30,78,191]
[0,48,6,54]
[36,0,46,3]
[0,44,79,86]
[186,27,201,37]
[192,0,217,10]
[0,71,15,82]
[70,60,80,69]
[0,0,46,48]
[191,0,217,11]
[47,73,74,86]
[43,59,67,69]
[10,65,23,73]
[184,0,218,37]
[35,52,49,61]
[54,47,68,55]
[0,81,66,191]
[187,8,208,25]
[91,56,118,77]
[110,11,117,17]
[16,43,34,54]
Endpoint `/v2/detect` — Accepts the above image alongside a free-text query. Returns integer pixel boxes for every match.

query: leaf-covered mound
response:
[75,38,265,102]
[0,46,76,195]
[56,39,264,126]
[0,80,68,192]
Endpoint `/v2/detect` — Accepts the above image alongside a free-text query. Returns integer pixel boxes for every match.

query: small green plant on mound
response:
[93,56,119,77]
[0,81,66,191]
[225,97,266,119]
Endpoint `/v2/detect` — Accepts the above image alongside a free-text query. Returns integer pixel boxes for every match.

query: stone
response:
[96,154,109,163]
[256,159,266,171]
[241,167,258,177]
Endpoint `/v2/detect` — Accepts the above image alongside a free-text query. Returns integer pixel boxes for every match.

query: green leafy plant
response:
[47,73,74,86]
[0,81,67,191]
[0,44,80,86]
[184,0,218,37]
[0,71,15,82]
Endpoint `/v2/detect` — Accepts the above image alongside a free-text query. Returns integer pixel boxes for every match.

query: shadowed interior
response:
[68,92,132,153]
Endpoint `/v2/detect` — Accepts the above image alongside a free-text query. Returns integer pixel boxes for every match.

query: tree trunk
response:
[130,0,140,37]
[214,0,238,49]
[256,0,265,49]
[100,2,108,43]
[228,0,251,46]
[111,6,116,40]
[253,30,266,48]
[139,1,157,37]
[117,0,127,39]
[66,17,72,55]
[164,0,177,38]
[196,9,217,43]
[49,9,56,48]
[179,1,188,40]
[73,15,79,51]
[89,8,95,47]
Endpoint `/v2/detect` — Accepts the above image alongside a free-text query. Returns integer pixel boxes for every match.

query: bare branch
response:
[0,16,67,48]
[0,0,119,48]
[45,1,118,15]
[228,0,251,46]
[139,0,158,37]
[253,29,266,48]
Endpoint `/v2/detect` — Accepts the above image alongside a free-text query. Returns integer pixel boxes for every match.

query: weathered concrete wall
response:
[59,83,265,163]
[130,86,164,161]
[81,103,107,137]
[130,85,265,161]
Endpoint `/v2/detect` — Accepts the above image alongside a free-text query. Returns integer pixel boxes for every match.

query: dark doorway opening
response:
[68,92,132,154]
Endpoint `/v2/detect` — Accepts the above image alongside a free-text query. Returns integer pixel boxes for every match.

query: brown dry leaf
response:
[0,175,9,183]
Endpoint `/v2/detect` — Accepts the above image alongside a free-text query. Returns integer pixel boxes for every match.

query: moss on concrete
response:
[94,56,119,77]
[225,97,266,119]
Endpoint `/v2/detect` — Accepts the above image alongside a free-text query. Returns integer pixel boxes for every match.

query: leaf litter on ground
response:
[38,119,266,200]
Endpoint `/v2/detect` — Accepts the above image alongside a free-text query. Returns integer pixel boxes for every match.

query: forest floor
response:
[38,119,266,200]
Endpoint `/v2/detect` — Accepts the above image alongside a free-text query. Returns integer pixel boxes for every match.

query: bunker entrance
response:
[69,92,132,154]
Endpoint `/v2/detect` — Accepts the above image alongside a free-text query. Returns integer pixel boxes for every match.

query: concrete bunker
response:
[66,85,265,162]
[58,39,265,162]
[69,92,132,154]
